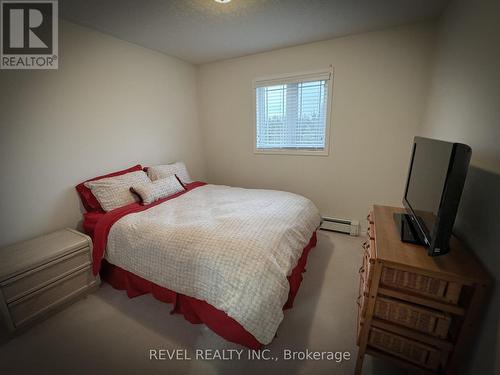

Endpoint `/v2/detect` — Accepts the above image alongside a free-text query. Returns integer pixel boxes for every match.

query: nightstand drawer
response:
[1,247,92,303]
[8,266,95,327]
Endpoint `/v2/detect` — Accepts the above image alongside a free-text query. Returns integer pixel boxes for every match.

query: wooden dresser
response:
[355,205,491,374]
[0,229,100,334]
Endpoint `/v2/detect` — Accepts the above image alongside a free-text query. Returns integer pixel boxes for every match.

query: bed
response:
[78,168,321,348]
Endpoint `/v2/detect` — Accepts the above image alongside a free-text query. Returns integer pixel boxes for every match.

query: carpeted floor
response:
[0,231,402,375]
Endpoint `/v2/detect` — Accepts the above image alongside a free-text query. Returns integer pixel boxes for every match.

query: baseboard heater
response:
[320,216,360,236]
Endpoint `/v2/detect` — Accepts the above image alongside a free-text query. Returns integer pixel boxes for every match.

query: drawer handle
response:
[356,294,362,307]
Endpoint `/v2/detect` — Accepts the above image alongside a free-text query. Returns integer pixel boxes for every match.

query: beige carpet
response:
[0,231,402,375]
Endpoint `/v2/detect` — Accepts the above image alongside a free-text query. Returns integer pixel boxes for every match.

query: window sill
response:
[254,148,329,156]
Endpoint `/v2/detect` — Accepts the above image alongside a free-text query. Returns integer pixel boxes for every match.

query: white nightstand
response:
[0,228,100,334]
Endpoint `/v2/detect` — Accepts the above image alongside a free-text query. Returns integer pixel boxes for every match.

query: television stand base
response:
[393,213,425,245]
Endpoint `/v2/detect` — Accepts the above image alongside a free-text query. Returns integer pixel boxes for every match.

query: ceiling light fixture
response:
[214,0,231,3]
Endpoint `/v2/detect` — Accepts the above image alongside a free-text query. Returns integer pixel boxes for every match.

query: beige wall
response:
[420,0,500,373]
[0,21,206,247]
[421,0,500,174]
[198,22,436,228]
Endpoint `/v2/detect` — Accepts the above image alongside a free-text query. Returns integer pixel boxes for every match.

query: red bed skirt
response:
[101,232,317,349]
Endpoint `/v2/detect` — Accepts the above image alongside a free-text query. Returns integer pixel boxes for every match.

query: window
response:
[254,69,333,155]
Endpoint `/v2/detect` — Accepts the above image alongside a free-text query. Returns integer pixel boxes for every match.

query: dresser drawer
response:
[1,247,91,303]
[368,327,446,371]
[8,266,95,327]
[380,266,462,305]
[374,296,452,338]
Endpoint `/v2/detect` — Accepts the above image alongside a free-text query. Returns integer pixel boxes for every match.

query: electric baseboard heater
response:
[320,216,360,236]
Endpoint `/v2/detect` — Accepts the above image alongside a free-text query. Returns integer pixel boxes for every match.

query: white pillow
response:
[84,170,150,212]
[147,162,192,184]
[131,175,185,205]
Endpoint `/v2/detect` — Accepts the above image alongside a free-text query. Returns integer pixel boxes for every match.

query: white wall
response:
[420,0,500,373]
[198,22,436,227]
[0,21,206,247]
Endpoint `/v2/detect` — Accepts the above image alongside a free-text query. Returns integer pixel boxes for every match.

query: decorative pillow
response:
[131,175,185,205]
[76,164,143,212]
[84,170,150,212]
[146,162,192,185]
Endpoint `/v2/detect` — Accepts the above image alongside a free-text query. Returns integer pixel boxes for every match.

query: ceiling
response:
[61,0,449,64]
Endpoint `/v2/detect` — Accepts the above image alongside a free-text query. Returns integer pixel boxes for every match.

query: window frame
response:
[252,68,334,156]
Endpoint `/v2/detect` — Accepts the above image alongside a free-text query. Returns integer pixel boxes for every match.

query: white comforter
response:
[105,184,321,344]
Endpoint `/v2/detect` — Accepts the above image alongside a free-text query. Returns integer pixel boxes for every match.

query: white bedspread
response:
[105,184,321,344]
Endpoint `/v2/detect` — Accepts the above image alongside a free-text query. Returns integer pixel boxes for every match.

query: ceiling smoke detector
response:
[214,0,232,3]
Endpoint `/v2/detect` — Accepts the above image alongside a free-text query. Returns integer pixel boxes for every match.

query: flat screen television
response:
[396,136,471,256]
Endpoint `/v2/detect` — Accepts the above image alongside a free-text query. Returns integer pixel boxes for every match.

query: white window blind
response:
[254,69,332,153]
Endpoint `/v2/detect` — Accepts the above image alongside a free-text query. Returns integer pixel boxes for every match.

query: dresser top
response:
[0,228,92,281]
[373,205,491,284]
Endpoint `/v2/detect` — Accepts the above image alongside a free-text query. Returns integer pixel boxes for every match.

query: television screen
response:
[401,136,471,256]
[405,139,454,241]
